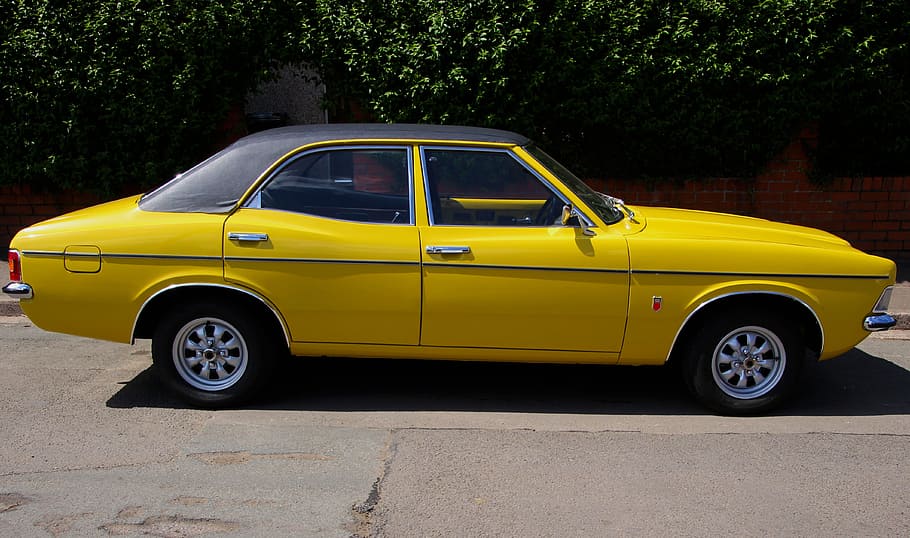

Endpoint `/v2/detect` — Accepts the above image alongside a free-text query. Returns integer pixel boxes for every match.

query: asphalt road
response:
[1,316,908,537]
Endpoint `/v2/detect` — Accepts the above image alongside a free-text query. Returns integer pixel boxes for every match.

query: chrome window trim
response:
[243,144,415,226]
[418,145,594,228]
[664,291,825,363]
[131,283,291,346]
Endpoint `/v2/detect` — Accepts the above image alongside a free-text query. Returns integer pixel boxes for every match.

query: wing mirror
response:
[561,205,596,236]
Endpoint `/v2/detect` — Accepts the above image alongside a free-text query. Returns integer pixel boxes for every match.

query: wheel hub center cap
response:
[203,349,217,361]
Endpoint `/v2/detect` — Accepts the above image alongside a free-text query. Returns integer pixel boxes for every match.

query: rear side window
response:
[254,148,412,224]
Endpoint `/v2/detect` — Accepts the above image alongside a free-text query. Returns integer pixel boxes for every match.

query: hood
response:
[633,206,851,249]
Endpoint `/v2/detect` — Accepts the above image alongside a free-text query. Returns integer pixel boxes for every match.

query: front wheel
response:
[682,313,807,415]
[152,303,275,408]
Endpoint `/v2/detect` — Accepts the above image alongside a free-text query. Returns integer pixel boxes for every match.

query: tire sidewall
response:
[152,303,272,408]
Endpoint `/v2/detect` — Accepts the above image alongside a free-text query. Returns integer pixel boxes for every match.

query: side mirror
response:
[561,205,596,236]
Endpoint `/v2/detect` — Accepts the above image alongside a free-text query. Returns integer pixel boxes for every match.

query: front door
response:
[418,147,629,353]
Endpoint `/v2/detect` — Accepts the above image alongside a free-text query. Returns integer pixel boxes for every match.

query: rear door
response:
[223,146,421,345]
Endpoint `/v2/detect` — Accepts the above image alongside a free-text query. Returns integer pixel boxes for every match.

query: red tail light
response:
[8,250,21,282]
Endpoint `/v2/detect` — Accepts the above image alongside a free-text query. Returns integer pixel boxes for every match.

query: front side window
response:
[422,148,565,226]
[254,148,411,224]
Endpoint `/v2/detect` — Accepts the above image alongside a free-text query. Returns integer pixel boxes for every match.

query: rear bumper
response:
[2,282,33,300]
[864,313,896,332]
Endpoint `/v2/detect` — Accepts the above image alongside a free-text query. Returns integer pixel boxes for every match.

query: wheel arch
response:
[132,284,290,347]
[667,292,823,366]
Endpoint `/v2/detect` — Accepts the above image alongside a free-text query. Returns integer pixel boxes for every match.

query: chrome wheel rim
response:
[711,326,786,399]
[172,317,248,391]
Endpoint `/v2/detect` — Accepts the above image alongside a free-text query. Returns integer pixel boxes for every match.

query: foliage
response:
[2,1,908,191]
[0,0,299,192]
[301,0,910,178]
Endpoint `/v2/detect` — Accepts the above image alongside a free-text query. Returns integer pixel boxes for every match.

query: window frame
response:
[244,144,416,226]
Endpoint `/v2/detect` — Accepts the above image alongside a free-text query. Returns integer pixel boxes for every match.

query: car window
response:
[256,148,412,224]
[422,148,565,226]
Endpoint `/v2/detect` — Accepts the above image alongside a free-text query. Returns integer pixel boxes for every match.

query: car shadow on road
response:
[107,347,910,416]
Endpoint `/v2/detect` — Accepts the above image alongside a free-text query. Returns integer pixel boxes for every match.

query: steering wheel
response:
[534,196,563,225]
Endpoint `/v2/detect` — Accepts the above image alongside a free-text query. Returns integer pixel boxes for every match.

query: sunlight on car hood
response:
[633,206,851,249]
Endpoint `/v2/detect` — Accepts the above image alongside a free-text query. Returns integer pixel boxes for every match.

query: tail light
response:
[8,250,21,282]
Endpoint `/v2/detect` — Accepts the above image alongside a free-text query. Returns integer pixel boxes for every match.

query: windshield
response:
[524,145,624,224]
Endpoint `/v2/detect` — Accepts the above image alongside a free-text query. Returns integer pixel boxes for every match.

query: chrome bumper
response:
[2,282,33,300]
[864,313,896,332]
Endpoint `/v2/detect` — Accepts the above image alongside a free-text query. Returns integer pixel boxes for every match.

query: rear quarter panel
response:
[12,197,226,343]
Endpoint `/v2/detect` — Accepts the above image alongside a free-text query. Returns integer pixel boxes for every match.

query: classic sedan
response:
[3,124,897,414]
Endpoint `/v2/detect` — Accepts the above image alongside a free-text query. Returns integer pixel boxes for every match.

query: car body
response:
[3,124,897,413]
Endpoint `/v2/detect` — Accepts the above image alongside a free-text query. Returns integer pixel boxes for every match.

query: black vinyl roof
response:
[139,123,530,213]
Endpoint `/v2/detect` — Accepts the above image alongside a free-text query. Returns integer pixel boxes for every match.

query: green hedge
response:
[301,0,910,178]
[2,1,908,193]
[0,0,298,192]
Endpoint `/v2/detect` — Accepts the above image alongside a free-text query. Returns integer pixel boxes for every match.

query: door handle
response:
[426,245,471,254]
[228,232,269,242]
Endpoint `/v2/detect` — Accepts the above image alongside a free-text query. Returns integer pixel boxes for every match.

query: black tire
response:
[151,302,276,408]
[682,312,806,415]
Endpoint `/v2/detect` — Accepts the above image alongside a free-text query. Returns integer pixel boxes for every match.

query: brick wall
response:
[1,185,103,251]
[2,127,908,258]
[585,126,910,257]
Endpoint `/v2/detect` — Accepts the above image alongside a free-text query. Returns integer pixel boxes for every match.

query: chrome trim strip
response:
[22,251,219,262]
[131,283,291,347]
[103,253,222,261]
[63,252,101,258]
[21,250,64,258]
[633,269,890,280]
[2,282,33,299]
[665,291,825,363]
[225,256,419,267]
[423,262,628,274]
[864,314,896,332]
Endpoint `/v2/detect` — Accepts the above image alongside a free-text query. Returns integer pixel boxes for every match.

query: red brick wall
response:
[2,128,908,258]
[1,185,103,252]
[586,126,910,257]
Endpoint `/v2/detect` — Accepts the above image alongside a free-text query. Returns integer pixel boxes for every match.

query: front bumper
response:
[864,313,896,332]
[2,282,33,300]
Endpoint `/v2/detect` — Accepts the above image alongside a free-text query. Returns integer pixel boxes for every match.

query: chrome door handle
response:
[426,245,471,254]
[228,232,269,242]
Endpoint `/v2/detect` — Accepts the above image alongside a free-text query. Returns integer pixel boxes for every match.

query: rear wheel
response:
[682,312,806,415]
[152,303,275,407]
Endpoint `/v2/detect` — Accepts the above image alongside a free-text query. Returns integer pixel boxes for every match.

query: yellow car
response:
[3,124,897,414]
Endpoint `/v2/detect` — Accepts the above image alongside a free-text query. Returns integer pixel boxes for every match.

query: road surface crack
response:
[349,429,398,538]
